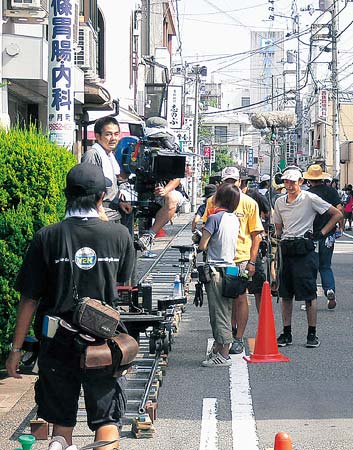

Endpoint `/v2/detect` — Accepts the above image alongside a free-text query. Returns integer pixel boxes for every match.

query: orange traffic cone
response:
[274,431,292,449]
[243,281,290,363]
[155,228,166,238]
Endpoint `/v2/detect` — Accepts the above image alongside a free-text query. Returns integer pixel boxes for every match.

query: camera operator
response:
[81,116,133,226]
[134,117,188,251]
[136,178,186,250]
[6,163,135,450]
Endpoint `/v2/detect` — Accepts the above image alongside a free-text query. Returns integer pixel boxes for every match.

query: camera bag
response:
[73,297,121,339]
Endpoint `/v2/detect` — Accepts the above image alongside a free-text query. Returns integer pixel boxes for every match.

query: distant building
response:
[200,108,253,168]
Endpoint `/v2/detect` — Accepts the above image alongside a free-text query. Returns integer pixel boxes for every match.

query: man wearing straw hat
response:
[304,164,344,310]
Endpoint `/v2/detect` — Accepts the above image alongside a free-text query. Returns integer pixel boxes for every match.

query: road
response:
[3,230,353,450]
[120,232,353,450]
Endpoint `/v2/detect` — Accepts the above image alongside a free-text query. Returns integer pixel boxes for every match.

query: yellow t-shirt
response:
[202,192,264,263]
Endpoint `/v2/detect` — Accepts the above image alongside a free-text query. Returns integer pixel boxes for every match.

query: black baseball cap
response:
[204,184,217,198]
[65,163,112,196]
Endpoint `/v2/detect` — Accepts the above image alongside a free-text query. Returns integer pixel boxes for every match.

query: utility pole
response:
[331,0,340,177]
[292,1,302,155]
[191,66,200,213]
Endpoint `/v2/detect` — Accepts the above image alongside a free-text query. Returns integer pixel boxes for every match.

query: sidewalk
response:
[1,211,194,449]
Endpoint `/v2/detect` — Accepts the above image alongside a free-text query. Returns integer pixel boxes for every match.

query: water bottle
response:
[173,275,182,298]
[335,229,342,239]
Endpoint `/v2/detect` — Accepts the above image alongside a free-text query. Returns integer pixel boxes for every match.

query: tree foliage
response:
[0,127,76,359]
[211,146,235,174]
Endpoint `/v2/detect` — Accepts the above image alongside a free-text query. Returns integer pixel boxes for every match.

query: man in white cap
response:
[304,164,344,309]
[202,167,264,354]
[273,167,342,348]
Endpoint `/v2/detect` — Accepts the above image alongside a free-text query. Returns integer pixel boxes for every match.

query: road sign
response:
[248,148,254,167]
[203,145,211,157]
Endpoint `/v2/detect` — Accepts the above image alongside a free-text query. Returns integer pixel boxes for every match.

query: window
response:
[241,97,250,107]
[214,126,227,144]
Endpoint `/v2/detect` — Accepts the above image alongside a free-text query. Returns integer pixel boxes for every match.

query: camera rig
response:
[115,132,186,218]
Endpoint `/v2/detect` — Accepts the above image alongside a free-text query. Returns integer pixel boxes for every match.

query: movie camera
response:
[115,117,187,217]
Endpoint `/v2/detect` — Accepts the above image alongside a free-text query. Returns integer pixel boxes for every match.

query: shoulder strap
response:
[53,221,79,314]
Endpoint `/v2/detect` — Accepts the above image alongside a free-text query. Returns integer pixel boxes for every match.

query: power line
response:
[180,3,267,16]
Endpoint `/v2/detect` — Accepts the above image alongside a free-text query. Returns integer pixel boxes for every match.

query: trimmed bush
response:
[0,126,76,358]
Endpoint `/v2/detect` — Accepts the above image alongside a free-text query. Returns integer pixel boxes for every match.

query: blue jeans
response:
[318,237,335,295]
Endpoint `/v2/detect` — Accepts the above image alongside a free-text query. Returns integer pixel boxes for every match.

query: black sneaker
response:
[229,337,244,354]
[277,333,292,347]
[306,333,320,348]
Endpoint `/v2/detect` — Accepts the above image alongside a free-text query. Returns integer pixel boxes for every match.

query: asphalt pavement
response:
[2,225,353,450]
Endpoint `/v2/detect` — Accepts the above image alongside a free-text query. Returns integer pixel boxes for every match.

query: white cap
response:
[281,169,302,182]
[260,174,271,182]
[221,167,240,181]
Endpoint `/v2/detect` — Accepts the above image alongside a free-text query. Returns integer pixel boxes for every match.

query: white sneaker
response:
[48,436,69,450]
[202,352,232,367]
[327,289,337,309]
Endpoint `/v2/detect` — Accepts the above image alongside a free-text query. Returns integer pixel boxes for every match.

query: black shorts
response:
[35,340,126,431]
[279,251,318,302]
[247,254,266,295]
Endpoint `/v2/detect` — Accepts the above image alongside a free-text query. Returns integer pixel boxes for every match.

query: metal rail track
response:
[76,222,195,429]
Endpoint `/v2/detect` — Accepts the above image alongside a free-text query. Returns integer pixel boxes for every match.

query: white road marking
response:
[199,398,218,450]
[229,354,260,450]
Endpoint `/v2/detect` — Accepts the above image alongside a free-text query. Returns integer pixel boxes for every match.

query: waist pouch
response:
[197,264,211,284]
[280,239,315,257]
[81,341,113,370]
[73,297,121,339]
[109,333,139,377]
[221,272,248,298]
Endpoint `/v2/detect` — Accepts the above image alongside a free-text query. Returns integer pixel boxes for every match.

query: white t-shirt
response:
[204,210,240,266]
[273,190,331,239]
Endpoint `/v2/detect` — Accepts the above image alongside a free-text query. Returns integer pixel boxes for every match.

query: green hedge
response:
[0,127,76,358]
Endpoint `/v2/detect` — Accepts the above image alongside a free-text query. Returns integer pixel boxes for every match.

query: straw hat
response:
[303,164,330,180]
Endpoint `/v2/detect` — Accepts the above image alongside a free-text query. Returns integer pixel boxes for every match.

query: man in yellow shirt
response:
[202,167,264,354]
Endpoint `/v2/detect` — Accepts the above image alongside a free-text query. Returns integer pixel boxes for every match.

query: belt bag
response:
[280,239,315,257]
[109,333,139,377]
[73,297,121,339]
[81,341,113,369]
[221,272,248,298]
[81,333,139,375]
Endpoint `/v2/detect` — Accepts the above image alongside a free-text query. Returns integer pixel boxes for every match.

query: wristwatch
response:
[248,261,256,266]
[9,343,22,353]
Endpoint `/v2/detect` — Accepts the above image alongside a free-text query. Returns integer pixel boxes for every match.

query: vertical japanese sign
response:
[318,90,328,120]
[48,0,75,148]
[247,147,254,167]
[167,85,183,129]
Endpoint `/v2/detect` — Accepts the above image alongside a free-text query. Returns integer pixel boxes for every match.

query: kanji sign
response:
[167,85,183,129]
[247,147,254,167]
[48,0,75,148]
[203,145,211,157]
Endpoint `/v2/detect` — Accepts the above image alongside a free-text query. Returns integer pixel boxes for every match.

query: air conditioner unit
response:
[75,25,97,74]
[10,0,42,9]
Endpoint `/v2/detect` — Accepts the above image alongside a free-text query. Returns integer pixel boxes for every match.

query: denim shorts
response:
[35,339,126,431]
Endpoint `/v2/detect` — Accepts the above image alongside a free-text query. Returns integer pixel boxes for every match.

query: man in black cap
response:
[191,184,217,233]
[6,163,135,450]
